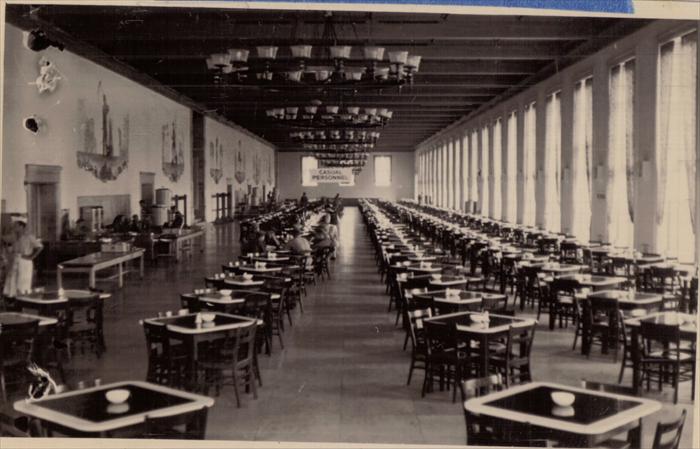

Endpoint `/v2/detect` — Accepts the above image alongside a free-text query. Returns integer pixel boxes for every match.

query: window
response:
[544,92,562,233]
[470,131,479,212]
[447,142,454,208]
[453,138,462,210]
[522,102,537,226]
[461,134,470,211]
[301,156,318,187]
[481,125,490,217]
[656,30,697,262]
[608,60,635,249]
[505,111,518,223]
[374,155,392,187]
[492,118,502,220]
[572,77,593,243]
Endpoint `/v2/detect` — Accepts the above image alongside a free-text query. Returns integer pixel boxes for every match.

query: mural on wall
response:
[234,139,247,184]
[76,81,130,182]
[162,118,186,182]
[266,152,274,185]
[209,137,224,184]
[32,57,63,94]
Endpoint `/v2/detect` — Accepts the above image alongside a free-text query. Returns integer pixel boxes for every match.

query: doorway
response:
[25,165,61,242]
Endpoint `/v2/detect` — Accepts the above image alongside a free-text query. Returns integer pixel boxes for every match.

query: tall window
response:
[656,30,697,262]
[544,92,562,233]
[480,125,490,217]
[505,111,518,222]
[470,131,479,212]
[447,142,454,208]
[461,134,470,211]
[374,155,392,187]
[608,60,635,249]
[492,118,502,220]
[454,138,462,210]
[572,77,593,243]
[522,102,537,226]
[301,156,318,187]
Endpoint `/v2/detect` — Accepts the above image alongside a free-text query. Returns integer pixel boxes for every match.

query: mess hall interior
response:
[0,3,698,448]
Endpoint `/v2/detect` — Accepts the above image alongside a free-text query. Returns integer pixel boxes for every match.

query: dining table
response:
[13,289,108,316]
[425,311,537,377]
[557,274,628,291]
[463,381,661,448]
[13,380,214,437]
[143,312,259,390]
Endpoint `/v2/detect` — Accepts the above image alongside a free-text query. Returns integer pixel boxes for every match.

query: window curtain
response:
[506,111,518,223]
[470,131,479,212]
[656,31,697,262]
[454,138,462,210]
[572,78,593,242]
[522,103,537,226]
[492,119,502,220]
[544,93,562,233]
[481,125,491,217]
[462,135,470,212]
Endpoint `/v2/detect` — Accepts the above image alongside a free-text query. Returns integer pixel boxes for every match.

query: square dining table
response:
[143,312,259,390]
[586,290,663,311]
[13,289,106,315]
[14,380,214,437]
[238,265,283,274]
[557,274,628,291]
[425,312,536,377]
[0,311,57,328]
[463,381,661,448]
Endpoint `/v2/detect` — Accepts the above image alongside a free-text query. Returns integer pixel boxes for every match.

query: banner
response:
[310,168,354,184]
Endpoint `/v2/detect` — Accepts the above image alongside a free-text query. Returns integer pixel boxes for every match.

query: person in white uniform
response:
[3,217,43,298]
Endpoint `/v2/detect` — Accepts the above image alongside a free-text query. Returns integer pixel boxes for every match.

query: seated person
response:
[312,227,335,252]
[129,215,141,232]
[110,214,130,233]
[285,229,312,257]
[241,231,266,255]
[168,207,184,229]
[261,226,281,249]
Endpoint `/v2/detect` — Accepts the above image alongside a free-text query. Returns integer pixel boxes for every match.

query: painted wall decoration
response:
[76,81,130,182]
[32,57,62,94]
[234,139,246,183]
[162,118,186,182]
[209,137,224,184]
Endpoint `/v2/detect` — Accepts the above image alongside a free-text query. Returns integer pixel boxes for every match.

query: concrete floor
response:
[11,207,697,447]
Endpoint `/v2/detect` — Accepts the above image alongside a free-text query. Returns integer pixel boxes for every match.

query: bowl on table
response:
[242,273,253,280]
[219,289,233,297]
[551,391,575,407]
[431,274,442,281]
[105,389,130,404]
[200,312,216,323]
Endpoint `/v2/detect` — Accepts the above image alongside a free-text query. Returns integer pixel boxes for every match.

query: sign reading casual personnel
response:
[310,168,354,184]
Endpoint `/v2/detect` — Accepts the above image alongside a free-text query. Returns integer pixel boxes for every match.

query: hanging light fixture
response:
[205,12,421,88]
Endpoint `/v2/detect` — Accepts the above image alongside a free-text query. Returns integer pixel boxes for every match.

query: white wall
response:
[203,117,276,222]
[277,152,414,201]
[2,23,192,222]
[416,20,698,256]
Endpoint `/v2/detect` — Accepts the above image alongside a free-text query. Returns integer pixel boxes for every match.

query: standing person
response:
[323,214,339,259]
[299,192,309,208]
[3,218,43,298]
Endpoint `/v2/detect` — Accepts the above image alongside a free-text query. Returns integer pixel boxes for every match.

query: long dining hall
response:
[0,2,698,448]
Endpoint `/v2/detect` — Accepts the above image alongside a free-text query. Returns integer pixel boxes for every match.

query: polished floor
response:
[11,207,697,446]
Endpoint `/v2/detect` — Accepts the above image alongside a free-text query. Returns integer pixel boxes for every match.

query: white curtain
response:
[572,77,593,242]
[470,131,479,211]
[492,119,503,220]
[454,138,462,210]
[447,142,454,208]
[481,125,491,218]
[522,103,537,226]
[544,92,562,233]
[462,135,470,211]
[656,31,697,262]
[506,111,518,223]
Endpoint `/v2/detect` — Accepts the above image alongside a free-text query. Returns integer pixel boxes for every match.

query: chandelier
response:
[267,104,392,128]
[205,13,421,89]
[290,129,380,143]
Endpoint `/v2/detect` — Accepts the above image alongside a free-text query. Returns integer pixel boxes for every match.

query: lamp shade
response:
[405,55,422,71]
[315,70,330,81]
[256,46,279,59]
[364,108,377,116]
[329,46,352,59]
[347,107,360,115]
[285,107,299,114]
[304,106,318,114]
[387,51,409,64]
[325,106,339,114]
[286,71,302,82]
[209,53,230,68]
[290,45,313,59]
[363,46,385,61]
[228,49,249,62]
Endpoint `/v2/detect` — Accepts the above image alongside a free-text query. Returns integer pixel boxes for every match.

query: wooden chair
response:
[652,409,687,449]
[489,323,536,387]
[142,406,208,439]
[0,319,39,401]
[459,374,504,446]
[639,321,696,404]
[406,308,431,386]
[65,294,105,358]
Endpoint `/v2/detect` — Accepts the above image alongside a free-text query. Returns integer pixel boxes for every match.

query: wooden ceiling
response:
[6,5,650,152]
